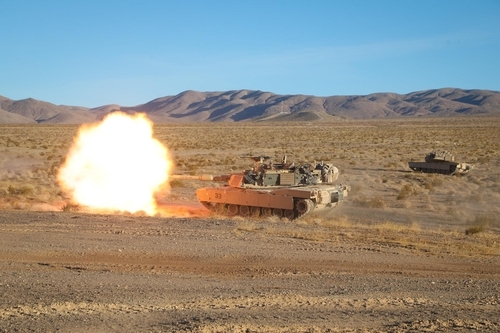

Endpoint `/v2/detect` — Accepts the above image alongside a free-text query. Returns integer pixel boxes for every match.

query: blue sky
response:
[1,0,499,108]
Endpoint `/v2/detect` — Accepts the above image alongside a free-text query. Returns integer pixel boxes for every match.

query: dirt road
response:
[0,210,498,332]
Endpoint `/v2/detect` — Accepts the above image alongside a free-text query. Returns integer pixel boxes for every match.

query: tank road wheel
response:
[250,206,261,217]
[227,204,239,216]
[214,203,226,215]
[296,199,314,217]
[284,209,296,220]
[202,202,222,215]
[261,208,272,217]
[272,208,283,218]
[239,205,250,216]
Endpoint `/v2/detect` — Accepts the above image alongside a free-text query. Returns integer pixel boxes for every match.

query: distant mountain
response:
[1,88,499,124]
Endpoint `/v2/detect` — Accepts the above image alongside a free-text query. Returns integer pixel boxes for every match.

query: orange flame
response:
[57,112,172,215]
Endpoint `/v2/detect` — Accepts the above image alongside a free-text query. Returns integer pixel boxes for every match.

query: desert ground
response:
[0,117,499,332]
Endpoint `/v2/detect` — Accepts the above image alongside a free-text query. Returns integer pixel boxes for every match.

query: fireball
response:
[57,112,172,215]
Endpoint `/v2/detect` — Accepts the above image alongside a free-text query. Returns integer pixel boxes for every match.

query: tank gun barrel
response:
[170,174,231,182]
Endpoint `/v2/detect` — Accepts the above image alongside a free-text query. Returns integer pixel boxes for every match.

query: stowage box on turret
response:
[172,155,350,220]
[408,150,474,175]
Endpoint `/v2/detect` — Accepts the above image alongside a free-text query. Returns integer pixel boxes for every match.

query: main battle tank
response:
[172,155,350,220]
[408,150,474,175]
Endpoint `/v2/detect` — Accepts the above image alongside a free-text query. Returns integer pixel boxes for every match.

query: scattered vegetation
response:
[354,195,386,208]
[7,185,34,196]
[235,220,259,232]
[423,176,443,191]
[465,214,497,235]
[169,179,186,188]
[61,203,81,212]
[397,184,418,200]
[231,214,500,257]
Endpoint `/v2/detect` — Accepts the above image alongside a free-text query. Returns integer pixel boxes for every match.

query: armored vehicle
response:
[172,155,350,220]
[408,150,474,175]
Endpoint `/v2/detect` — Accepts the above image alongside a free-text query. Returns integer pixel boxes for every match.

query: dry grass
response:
[235,220,259,232]
[61,203,81,212]
[234,215,500,257]
[397,184,417,200]
[354,195,386,208]
[168,179,186,188]
[465,214,498,235]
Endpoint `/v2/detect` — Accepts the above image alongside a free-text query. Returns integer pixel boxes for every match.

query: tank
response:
[171,155,350,220]
[408,150,474,175]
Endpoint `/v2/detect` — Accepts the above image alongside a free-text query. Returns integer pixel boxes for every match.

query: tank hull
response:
[196,184,349,219]
[408,161,473,175]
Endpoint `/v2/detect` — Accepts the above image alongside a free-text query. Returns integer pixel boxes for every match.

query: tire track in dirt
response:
[0,251,496,279]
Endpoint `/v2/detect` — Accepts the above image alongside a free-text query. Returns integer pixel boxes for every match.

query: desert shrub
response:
[7,185,16,195]
[465,214,497,235]
[423,177,443,191]
[368,196,386,208]
[298,214,323,225]
[6,138,20,147]
[465,225,485,235]
[397,184,417,200]
[61,203,81,212]
[375,221,421,233]
[354,195,386,208]
[445,207,457,217]
[477,156,490,163]
[169,179,185,188]
[235,220,258,232]
[7,185,34,196]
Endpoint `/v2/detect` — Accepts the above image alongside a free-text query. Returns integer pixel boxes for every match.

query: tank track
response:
[410,167,454,175]
[200,199,315,220]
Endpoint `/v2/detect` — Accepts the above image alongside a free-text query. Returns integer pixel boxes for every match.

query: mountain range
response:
[1,88,499,124]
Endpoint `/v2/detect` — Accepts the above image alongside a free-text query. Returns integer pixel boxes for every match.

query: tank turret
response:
[424,150,455,163]
[409,150,474,175]
[171,155,349,220]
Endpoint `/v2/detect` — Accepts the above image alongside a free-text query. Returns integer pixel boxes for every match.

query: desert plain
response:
[0,116,499,332]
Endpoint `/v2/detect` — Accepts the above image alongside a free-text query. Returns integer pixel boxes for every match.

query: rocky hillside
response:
[1,88,499,124]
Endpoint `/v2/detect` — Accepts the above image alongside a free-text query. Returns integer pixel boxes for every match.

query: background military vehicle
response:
[408,150,474,175]
[172,155,350,220]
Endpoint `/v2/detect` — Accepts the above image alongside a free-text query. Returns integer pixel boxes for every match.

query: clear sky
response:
[1,0,499,108]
